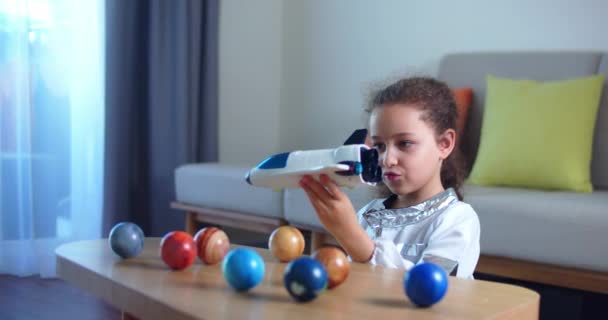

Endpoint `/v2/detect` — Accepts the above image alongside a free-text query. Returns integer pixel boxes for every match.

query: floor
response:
[2,228,605,320]
[0,275,121,320]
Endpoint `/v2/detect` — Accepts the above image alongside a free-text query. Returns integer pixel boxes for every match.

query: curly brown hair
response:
[365,77,466,200]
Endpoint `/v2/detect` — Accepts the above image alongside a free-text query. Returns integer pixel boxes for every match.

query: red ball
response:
[194,227,230,265]
[160,231,197,270]
[312,246,350,289]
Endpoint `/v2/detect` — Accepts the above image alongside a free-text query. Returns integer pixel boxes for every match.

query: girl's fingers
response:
[300,175,331,202]
[308,192,328,218]
[300,178,329,216]
[319,174,342,200]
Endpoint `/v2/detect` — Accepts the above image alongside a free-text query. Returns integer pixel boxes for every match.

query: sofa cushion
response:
[284,186,376,230]
[593,54,608,188]
[452,87,473,144]
[175,163,283,218]
[464,184,608,272]
[467,74,605,192]
[437,52,604,177]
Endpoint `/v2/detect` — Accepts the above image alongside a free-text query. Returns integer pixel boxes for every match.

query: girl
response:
[299,77,480,279]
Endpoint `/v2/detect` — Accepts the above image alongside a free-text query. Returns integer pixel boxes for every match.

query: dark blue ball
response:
[404,262,448,307]
[108,222,145,259]
[283,257,328,302]
[222,248,265,291]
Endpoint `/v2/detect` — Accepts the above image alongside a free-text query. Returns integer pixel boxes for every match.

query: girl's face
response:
[369,103,455,205]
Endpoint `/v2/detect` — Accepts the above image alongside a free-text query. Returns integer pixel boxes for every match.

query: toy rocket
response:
[245,129,382,189]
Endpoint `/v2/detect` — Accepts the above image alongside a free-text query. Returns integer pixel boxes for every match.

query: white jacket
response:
[358,188,481,279]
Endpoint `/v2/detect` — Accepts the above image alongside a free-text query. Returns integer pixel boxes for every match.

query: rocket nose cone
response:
[245,171,252,185]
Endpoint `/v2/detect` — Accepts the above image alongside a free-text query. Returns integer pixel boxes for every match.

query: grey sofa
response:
[174,51,608,294]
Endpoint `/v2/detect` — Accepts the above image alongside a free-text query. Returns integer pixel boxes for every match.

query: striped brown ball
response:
[194,227,231,265]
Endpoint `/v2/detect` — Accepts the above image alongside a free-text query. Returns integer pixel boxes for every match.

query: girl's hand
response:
[299,174,358,236]
[299,174,375,262]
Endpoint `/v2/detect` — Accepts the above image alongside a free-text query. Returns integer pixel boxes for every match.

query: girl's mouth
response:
[384,173,400,181]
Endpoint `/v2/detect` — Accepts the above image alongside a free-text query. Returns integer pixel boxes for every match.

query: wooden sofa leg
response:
[185,211,198,235]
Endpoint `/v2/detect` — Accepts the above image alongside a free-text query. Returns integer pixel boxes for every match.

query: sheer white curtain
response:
[0,0,104,277]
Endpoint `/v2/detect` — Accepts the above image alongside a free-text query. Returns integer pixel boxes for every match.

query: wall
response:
[220,0,608,163]
[218,0,283,164]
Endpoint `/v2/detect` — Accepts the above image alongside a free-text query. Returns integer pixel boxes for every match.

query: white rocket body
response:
[245,129,381,189]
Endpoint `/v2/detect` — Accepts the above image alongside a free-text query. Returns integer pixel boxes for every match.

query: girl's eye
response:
[373,143,385,151]
[398,140,413,148]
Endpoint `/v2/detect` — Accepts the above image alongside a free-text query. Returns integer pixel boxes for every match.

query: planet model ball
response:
[404,262,448,307]
[268,226,305,262]
[108,222,145,259]
[222,248,265,291]
[283,256,328,302]
[194,227,230,265]
[311,246,350,289]
[160,231,197,270]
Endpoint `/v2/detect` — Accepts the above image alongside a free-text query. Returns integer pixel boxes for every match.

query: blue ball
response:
[283,257,328,302]
[222,248,265,291]
[404,262,448,307]
[108,222,145,259]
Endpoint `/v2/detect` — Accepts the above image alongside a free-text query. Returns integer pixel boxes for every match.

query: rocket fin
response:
[343,129,368,145]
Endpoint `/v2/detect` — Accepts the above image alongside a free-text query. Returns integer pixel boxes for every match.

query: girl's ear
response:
[437,128,456,160]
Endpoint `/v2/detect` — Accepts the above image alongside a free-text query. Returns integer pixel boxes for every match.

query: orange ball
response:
[312,246,350,289]
[194,227,230,265]
[268,226,305,262]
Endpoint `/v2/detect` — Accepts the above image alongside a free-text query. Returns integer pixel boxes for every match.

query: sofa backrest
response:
[437,51,608,189]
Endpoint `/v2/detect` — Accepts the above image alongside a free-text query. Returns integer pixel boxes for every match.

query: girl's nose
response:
[381,147,397,168]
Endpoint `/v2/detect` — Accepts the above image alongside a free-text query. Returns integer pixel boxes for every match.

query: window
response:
[0,0,104,277]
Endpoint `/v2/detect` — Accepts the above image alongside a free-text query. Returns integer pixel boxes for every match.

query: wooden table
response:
[56,238,539,320]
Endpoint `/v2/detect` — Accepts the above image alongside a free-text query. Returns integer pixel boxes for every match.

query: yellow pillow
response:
[467,74,605,192]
